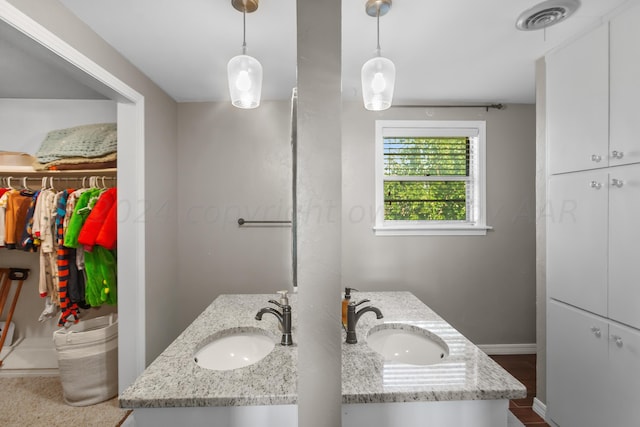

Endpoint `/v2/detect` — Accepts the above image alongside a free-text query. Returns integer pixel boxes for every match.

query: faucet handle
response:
[268,299,291,310]
[350,299,370,308]
[268,299,285,308]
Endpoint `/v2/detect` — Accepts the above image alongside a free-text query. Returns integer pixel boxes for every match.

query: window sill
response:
[373,224,492,236]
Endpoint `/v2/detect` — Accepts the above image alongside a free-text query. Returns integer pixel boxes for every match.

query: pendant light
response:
[361,0,395,111]
[228,0,262,109]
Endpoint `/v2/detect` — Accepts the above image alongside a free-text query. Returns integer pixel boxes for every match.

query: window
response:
[374,120,489,235]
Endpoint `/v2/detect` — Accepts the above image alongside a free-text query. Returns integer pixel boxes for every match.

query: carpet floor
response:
[0,376,131,427]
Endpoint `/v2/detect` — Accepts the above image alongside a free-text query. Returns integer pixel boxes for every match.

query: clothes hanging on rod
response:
[0,175,117,327]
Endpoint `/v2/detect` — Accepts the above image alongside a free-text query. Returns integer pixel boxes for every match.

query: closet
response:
[0,106,118,373]
[0,20,119,374]
[545,3,640,427]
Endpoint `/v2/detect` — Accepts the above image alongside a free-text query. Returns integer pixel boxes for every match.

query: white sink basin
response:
[194,328,276,371]
[367,324,448,365]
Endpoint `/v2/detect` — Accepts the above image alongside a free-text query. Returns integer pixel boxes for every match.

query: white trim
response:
[0,1,146,390]
[374,120,488,236]
[117,102,147,388]
[477,343,537,355]
[532,397,547,421]
[374,225,491,236]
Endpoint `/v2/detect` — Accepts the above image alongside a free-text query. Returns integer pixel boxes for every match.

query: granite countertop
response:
[341,292,526,403]
[119,291,526,408]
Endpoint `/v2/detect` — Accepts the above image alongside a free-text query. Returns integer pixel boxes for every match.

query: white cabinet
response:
[547,170,608,316]
[548,300,640,427]
[547,4,640,427]
[608,322,640,426]
[610,4,640,167]
[547,300,608,427]
[608,164,640,329]
[547,24,609,175]
[548,164,640,329]
[547,6,640,174]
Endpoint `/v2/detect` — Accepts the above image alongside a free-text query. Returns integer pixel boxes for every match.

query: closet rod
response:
[3,176,116,182]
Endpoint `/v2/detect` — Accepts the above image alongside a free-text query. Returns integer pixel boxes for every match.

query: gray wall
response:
[7,0,538,373]
[342,102,537,345]
[8,0,180,366]
[176,100,537,346]
[176,101,293,332]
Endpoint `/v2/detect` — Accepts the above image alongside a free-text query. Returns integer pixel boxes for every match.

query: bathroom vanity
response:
[119,292,525,427]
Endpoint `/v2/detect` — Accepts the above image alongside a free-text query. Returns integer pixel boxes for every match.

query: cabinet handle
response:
[611,334,623,347]
[611,178,624,188]
[591,154,602,163]
[590,181,602,190]
[591,327,601,337]
[611,150,624,160]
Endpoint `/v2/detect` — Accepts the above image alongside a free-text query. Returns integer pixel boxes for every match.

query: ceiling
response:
[2,0,632,103]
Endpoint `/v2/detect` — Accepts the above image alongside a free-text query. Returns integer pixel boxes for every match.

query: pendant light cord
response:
[242,9,247,55]
[376,7,381,56]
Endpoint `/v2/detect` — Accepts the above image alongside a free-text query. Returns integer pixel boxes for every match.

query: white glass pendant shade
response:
[227,54,263,109]
[361,55,395,111]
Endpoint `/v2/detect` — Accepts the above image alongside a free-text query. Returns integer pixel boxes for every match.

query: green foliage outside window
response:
[384,137,469,221]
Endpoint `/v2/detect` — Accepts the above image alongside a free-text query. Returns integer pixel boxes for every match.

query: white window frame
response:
[374,120,490,236]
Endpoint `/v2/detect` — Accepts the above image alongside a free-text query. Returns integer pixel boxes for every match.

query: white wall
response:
[0,98,116,155]
[342,102,537,345]
[535,58,547,403]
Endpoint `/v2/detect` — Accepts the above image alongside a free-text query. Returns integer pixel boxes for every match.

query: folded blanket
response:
[47,160,117,171]
[32,152,117,171]
[35,123,117,163]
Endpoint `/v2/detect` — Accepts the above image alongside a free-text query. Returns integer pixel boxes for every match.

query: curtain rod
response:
[392,103,505,111]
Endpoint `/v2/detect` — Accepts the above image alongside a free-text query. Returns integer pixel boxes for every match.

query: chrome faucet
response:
[345,299,383,344]
[255,300,293,346]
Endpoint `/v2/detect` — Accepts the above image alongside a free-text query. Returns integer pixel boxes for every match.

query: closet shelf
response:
[0,167,116,177]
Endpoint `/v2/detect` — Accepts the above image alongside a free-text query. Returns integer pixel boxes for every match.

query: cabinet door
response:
[547,171,608,315]
[547,300,609,427]
[610,3,640,167]
[608,164,640,329]
[608,322,640,426]
[547,24,609,175]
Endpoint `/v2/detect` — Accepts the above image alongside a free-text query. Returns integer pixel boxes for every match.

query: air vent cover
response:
[516,0,581,31]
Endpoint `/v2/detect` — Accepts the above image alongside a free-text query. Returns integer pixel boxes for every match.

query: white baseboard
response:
[532,397,546,420]
[477,343,537,355]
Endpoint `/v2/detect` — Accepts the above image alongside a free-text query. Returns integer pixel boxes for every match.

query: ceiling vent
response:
[516,0,581,31]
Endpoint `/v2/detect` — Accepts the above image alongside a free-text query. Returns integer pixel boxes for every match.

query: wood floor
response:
[490,354,550,427]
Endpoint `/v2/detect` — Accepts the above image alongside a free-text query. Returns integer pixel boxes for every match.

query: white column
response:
[296,0,342,426]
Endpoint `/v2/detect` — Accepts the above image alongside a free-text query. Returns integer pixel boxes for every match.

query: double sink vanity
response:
[120,291,525,427]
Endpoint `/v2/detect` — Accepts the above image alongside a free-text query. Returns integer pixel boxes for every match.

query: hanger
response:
[20,177,30,191]
[6,177,18,191]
